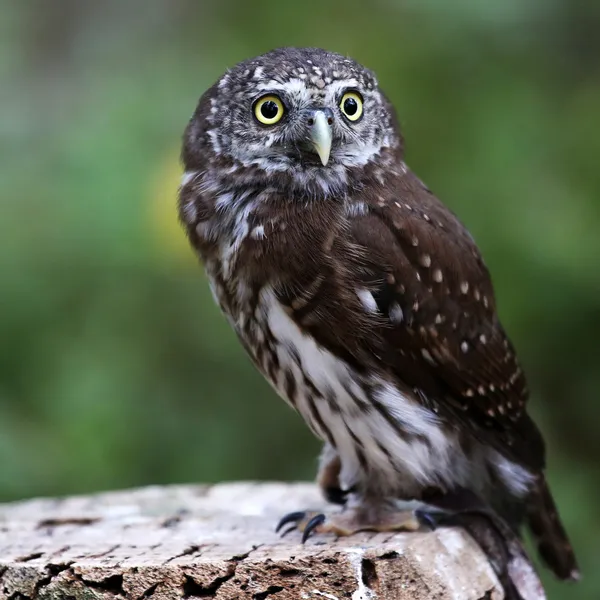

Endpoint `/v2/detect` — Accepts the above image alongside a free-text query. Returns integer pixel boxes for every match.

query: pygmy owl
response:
[178,47,578,598]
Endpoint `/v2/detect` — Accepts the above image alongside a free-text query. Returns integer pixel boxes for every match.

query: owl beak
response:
[308,110,333,166]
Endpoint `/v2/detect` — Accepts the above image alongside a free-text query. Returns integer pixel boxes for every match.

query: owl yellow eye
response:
[254,95,285,125]
[339,91,363,121]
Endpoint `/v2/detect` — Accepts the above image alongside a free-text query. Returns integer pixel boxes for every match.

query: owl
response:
[178,47,578,598]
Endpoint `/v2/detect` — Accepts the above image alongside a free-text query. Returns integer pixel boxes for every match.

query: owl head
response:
[183,48,401,195]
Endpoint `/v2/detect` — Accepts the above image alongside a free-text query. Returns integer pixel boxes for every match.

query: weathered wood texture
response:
[0,483,502,599]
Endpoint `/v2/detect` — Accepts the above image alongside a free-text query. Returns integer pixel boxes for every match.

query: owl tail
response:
[527,476,580,581]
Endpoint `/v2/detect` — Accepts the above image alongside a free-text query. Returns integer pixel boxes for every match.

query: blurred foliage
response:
[0,0,599,597]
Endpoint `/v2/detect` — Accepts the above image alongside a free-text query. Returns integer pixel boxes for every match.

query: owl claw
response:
[275,511,307,534]
[276,506,423,543]
[276,510,328,541]
[415,509,441,531]
[302,513,327,543]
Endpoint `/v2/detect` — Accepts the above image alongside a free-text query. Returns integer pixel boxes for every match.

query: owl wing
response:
[341,172,545,469]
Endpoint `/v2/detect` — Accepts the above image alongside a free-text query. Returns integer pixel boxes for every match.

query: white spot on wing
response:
[357,288,378,313]
[491,451,534,497]
[389,303,404,323]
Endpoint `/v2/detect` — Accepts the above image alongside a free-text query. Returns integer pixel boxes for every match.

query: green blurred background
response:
[1,0,598,596]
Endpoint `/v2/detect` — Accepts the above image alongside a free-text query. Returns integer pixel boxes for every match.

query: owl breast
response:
[189,180,495,499]
[224,281,468,498]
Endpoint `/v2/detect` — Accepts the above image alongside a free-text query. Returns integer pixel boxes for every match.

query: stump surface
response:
[0,483,502,599]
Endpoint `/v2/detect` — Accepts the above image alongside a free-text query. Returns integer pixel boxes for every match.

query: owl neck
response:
[200,146,400,202]
[179,146,405,257]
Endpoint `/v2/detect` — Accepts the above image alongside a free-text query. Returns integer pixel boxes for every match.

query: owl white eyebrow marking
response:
[255,78,309,98]
[325,79,361,97]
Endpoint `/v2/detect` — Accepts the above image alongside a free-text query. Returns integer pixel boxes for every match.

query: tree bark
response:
[0,483,502,599]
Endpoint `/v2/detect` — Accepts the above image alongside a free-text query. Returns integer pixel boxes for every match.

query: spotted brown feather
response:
[347,172,544,468]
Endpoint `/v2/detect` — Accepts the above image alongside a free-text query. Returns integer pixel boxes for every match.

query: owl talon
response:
[415,509,440,531]
[276,510,329,540]
[276,505,423,543]
[275,511,307,534]
[302,513,327,543]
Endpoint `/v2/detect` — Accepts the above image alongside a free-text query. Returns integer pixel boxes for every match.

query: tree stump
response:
[0,483,503,599]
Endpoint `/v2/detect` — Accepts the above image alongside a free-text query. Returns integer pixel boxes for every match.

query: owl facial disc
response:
[187,47,402,195]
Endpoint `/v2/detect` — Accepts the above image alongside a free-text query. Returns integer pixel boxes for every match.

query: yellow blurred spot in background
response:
[148,151,197,265]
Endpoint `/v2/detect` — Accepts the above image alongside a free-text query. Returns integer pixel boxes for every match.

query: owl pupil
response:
[261,101,279,119]
[344,98,358,115]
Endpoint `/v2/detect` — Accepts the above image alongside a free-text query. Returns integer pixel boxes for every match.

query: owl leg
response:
[281,445,426,539]
[276,497,424,542]
[316,443,348,505]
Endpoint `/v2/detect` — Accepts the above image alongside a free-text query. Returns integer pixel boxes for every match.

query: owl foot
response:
[276,505,424,543]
